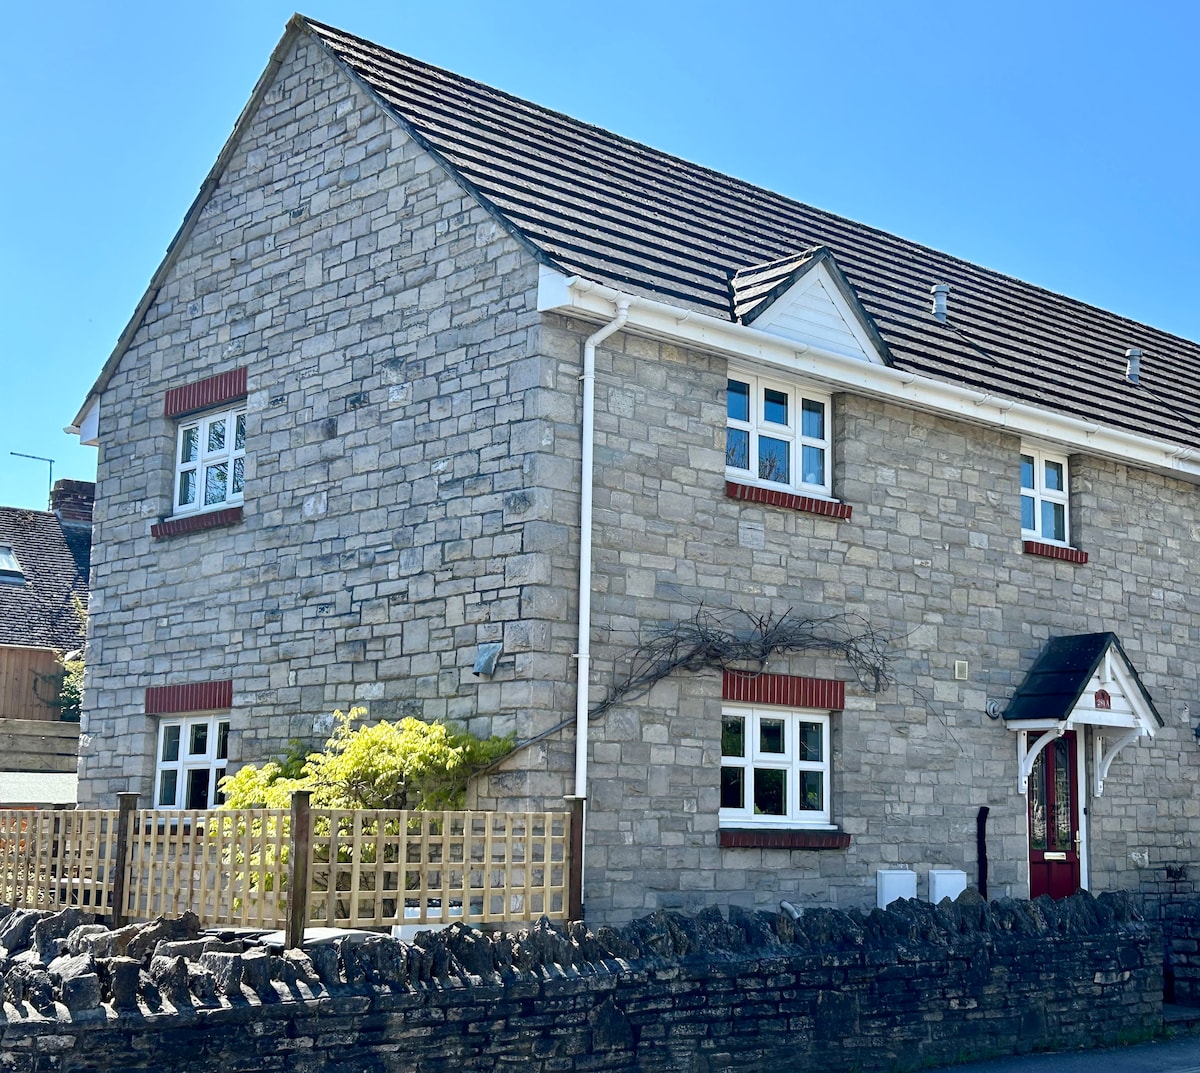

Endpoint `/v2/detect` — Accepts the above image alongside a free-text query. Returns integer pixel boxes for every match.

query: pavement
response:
[920,1007,1200,1073]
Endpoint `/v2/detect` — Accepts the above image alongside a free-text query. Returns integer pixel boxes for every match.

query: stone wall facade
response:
[0,894,1162,1073]
[80,31,576,805]
[80,23,1200,929]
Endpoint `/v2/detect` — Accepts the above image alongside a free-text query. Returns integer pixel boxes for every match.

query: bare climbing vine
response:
[591,606,891,717]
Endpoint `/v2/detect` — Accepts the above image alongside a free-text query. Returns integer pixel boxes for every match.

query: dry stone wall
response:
[0,891,1160,1073]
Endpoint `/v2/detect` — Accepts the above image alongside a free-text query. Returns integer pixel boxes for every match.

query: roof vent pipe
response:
[931,283,950,322]
[1125,348,1142,385]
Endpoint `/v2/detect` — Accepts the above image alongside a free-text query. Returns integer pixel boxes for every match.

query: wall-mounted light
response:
[473,642,503,678]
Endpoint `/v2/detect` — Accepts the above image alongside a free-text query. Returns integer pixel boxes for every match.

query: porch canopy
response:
[1004,633,1162,796]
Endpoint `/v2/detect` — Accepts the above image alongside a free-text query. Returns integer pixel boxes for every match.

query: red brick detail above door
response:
[164,367,248,418]
[722,671,844,710]
[151,507,243,539]
[725,481,852,520]
[1023,540,1088,565]
[145,680,233,715]
[720,829,851,850]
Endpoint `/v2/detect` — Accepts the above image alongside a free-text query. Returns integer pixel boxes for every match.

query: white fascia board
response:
[538,267,1200,486]
[70,397,100,447]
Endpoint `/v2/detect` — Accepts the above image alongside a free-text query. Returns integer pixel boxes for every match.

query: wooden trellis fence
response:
[0,793,581,946]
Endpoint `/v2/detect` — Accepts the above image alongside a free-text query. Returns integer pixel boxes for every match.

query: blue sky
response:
[3,1,1198,511]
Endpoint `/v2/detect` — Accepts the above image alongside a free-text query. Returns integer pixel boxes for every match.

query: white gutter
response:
[572,299,630,803]
[537,267,1200,486]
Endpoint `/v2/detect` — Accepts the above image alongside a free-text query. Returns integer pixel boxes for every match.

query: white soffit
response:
[537,267,1200,486]
[749,262,886,365]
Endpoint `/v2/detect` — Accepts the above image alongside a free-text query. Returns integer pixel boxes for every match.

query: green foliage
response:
[55,656,84,722]
[219,708,514,811]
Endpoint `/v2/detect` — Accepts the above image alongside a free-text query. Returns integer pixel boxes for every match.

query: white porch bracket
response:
[1017,726,1065,794]
[1093,728,1142,797]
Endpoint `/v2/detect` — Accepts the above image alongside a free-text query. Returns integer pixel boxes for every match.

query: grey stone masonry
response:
[79,21,1200,932]
[79,32,576,805]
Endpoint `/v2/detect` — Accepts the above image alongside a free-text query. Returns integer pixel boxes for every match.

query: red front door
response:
[1028,731,1081,899]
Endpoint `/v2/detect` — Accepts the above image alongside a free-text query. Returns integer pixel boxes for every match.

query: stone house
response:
[0,480,92,804]
[72,17,1200,925]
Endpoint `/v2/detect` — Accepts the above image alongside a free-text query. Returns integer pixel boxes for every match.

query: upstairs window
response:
[155,714,230,809]
[1020,447,1069,545]
[174,407,246,517]
[726,371,831,496]
[720,706,831,828]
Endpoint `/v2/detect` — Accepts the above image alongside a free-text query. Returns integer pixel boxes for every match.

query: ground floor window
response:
[719,706,831,827]
[155,714,230,809]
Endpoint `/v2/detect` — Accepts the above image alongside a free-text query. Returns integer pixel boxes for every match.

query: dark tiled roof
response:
[0,508,90,651]
[1004,633,1161,726]
[307,18,1200,452]
[731,250,820,325]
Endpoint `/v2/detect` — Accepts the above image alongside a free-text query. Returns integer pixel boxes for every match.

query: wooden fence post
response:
[110,792,139,927]
[567,798,584,922]
[286,790,312,950]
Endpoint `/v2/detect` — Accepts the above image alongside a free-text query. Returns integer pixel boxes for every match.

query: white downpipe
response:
[573,298,630,803]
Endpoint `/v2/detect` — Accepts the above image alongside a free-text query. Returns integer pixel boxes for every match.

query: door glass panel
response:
[1029,750,1047,851]
[1053,738,1072,850]
[753,768,786,815]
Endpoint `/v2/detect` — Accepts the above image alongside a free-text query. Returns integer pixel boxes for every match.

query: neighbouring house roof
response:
[77,17,1200,460]
[1003,633,1162,727]
[0,499,91,651]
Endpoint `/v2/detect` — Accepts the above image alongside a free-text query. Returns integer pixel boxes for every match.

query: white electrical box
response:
[877,869,917,908]
[929,868,968,903]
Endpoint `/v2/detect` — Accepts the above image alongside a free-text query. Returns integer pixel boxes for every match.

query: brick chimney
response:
[50,479,95,526]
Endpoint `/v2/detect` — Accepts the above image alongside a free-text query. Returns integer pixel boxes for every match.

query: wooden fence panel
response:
[0,805,573,937]
[121,809,290,930]
[0,809,119,912]
[305,810,571,929]
[0,647,61,722]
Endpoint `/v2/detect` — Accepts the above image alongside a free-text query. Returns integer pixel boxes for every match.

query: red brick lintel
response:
[151,506,243,539]
[723,670,844,710]
[164,367,248,418]
[725,481,852,520]
[146,680,233,715]
[1023,540,1088,565]
[720,829,852,850]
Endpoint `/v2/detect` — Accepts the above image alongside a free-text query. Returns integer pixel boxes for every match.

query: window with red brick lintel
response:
[146,680,233,811]
[719,670,849,846]
[164,368,249,523]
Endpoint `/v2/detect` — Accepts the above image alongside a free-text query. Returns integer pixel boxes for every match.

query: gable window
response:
[155,714,230,809]
[726,371,831,496]
[1020,447,1069,545]
[174,407,246,517]
[720,706,831,828]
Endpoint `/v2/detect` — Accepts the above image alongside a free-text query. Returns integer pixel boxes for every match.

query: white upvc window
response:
[155,715,230,809]
[1020,446,1070,545]
[174,407,246,516]
[726,370,831,496]
[719,706,831,828]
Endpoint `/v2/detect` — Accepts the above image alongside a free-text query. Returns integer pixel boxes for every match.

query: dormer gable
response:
[730,247,891,365]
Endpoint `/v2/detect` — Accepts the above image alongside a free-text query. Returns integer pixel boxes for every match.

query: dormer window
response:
[0,544,24,585]
[726,370,831,497]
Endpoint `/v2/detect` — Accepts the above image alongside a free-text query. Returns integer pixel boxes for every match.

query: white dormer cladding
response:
[744,261,886,365]
[537,266,1200,487]
[1012,642,1160,798]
